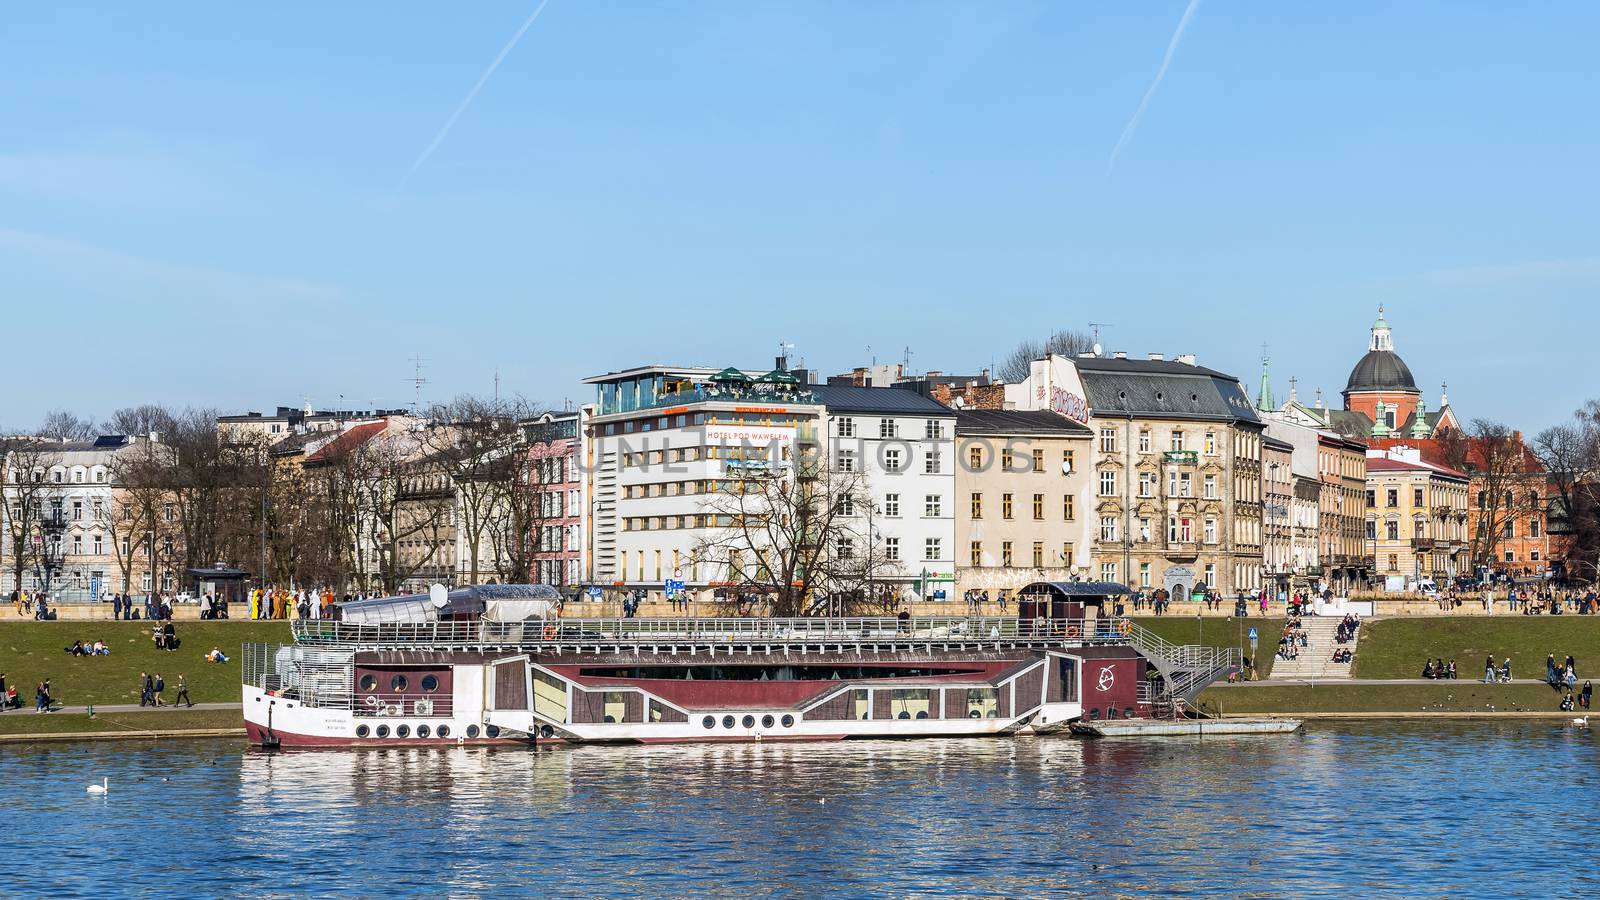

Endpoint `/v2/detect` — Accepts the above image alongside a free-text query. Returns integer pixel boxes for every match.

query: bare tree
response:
[106,435,180,598]
[692,447,902,617]
[104,405,180,438]
[0,434,63,599]
[1459,419,1534,569]
[38,410,97,441]
[346,434,453,594]
[996,330,1095,383]
[1534,414,1600,582]
[422,396,533,586]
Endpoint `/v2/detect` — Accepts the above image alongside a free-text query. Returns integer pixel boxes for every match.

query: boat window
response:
[359,674,377,692]
[436,725,451,738]
[722,715,735,729]
[781,715,795,728]
[355,724,370,738]
[466,725,480,738]
[1124,707,1136,720]
[376,725,391,738]
[396,724,411,738]
[761,715,775,729]
[390,674,409,693]
[742,715,755,729]
[416,725,431,738]
[420,675,439,693]
[486,725,500,738]
[702,716,716,729]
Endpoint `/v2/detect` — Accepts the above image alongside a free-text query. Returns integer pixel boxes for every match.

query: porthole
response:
[436,725,451,738]
[968,710,981,719]
[539,725,554,739]
[420,674,439,693]
[416,725,430,738]
[915,711,928,720]
[376,724,391,738]
[761,715,775,729]
[1124,707,1136,720]
[742,715,755,728]
[396,724,411,738]
[359,674,378,692]
[486,725,501,738]
[466,724,480,739]
[355,724,371,738]
[722,715,736,729]
[702,716,716,730]
[604,715,616,723]
[390,674,409,693]
[1106,707,1119,720]
[897,711,910,720]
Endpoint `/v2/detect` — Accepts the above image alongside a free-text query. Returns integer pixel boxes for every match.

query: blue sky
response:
[3,2,1597,430]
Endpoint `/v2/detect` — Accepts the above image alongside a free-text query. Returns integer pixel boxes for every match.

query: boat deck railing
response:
[291,615,1140,649]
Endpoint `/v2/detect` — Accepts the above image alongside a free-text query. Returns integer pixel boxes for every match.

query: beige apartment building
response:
[953,409,1095,599]
[1365,446,1470,589]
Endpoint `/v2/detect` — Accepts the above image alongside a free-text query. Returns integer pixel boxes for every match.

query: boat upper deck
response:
[290,615,1142,653]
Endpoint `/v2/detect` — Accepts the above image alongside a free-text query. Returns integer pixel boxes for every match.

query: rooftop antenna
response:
[902,345,913,377]
[493,368,501,404]
[1088,322,1113,348]
[777,340,795,368]
[409,355,428,412]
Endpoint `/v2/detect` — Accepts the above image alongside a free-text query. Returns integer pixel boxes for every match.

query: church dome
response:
[1344,304,1420,395]
[1345,350,1418,394]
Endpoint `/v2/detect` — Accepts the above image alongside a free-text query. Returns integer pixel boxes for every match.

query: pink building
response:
[523,411,585,588]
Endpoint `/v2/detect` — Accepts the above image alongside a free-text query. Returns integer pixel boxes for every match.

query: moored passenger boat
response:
[241,582,1238,748]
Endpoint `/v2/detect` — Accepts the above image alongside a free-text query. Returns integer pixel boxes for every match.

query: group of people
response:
[107,592,174,622]
[1545,655,1592,711]
[8,589,53,620]
[1,674,55,713]
[1421,658,1457,679]
[64,639,110,656]
[137,671,191,708]
[1276,616,1309,661]
[152,621,180,651]
[248,587,341,621]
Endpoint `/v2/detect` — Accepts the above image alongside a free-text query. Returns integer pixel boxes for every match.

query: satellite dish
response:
[952,396,966,408]
[1062,460,1073,475]
[429,582,449,609]
[1092,343,1104,357]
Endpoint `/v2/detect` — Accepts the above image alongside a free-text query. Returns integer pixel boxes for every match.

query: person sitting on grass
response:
[66,640,85,656]
[206,647,229,663]
[92,639,108,655]
[1561,691,1575,712]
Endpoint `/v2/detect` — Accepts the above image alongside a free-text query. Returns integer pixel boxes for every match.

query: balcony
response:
[1412,538,1436,551]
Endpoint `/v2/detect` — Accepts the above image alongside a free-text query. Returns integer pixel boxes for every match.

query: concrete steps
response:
[1269,617,1360,681]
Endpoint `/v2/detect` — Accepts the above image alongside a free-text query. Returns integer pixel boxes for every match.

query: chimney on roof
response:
[1176,354,1198,366]
[1147,353,1164,361]
[1076,351,1096,359]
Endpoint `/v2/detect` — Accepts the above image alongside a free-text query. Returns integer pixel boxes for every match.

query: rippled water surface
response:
[4,722,1595,898]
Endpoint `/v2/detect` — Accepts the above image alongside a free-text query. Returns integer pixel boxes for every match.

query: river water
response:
[4,722,1594,898]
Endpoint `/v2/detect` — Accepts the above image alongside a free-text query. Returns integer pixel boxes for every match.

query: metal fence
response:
[242,641,355,709]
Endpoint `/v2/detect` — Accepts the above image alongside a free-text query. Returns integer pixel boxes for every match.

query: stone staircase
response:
[1269,617,1360,681]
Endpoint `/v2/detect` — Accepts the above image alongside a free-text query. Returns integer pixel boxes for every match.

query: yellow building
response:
[1365,446,1469,589]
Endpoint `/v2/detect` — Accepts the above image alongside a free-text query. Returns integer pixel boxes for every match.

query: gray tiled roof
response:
[954,409,1092,437]
[1072,357,1260,424]
[811,385,954,416]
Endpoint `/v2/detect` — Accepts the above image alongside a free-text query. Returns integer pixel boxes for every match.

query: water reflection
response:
[7,723,1597,898]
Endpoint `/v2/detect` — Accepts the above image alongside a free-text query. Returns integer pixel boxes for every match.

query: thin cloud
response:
[405,0,554,181]
[1106,0,1202,175]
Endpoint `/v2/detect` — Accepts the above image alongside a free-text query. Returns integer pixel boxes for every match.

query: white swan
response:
[86,777,107,795]
[1573,717,1589,727]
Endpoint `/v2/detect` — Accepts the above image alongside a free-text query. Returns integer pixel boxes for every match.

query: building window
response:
[837,450,857,473]
[1062,495,1075,520]
[924,495,942,518]
[1138,430,1151,453]
[1002,493,1014,519]
[1203,564,1216,588]
[968,446,983,469]
[72,500,82,521]
[879,418,897,438]
[969,541,983,567]
[837,538,855,559]
[885,537,900,561]
[1503,521,1514,539]
[1031,542,1044,568]
[1531,519,1541,538]
[837,496,856,517]
[924,450,941,474]
[1100,517,1118,542]
[1203,475,1216,499]
[1138,472,1156,497]
[884,494,900,517]
[837,417,855,438]
[1099,470,1116,496]
[924,419,944,440]
[1064,544,1076,568]
[1100,429,1118,453]
[1101,562,1118,583]
[1063,450,1075,473]
[1002,541,1014,567]
[884,448,903,473]
[1386,489,1398,508]
[1170,431,1185,452]
[1001,449,1014,471]
[1178,473,1192,498]
[92,533,103,555]
[1138,517,1151,542]
[1032,493,1044,520]
[1204,517,1217,544]
[1386,521,1399,541]
[1031,449,1044,473]
[1413,487,1424,507]
[1139,562,1151,589]
[924,538,941,561]
[1204,431,1216,455]
[970,492,983,519]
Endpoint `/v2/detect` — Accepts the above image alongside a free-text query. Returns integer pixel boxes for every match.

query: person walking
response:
[152,673,166,707]
[139,672,153,707]
[1583,681,1593,711]
[174,673,192,708]
[1484,654,1497,684]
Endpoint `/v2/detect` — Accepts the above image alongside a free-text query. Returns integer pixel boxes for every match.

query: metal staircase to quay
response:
[1122,621,1241,706]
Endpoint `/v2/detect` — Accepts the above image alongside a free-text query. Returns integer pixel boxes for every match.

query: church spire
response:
[1256,345,1274,412]
[1370,304,1394,352]
[1440,381,1449,407]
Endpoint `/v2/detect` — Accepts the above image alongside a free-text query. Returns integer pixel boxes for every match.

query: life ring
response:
[543,623,557,640]
[1118,620,1133,636]
[1065,625,1082,638]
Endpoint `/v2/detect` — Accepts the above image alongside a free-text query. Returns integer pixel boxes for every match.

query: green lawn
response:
[1353,618,1600,680]
[0,621,290,708]
[0,707,243,736]
[1197,682,1568,715]
[1134,616,1284,680]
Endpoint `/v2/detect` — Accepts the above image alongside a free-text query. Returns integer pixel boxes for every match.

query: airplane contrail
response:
[1106,0,1202,175]
[405,0,554,180]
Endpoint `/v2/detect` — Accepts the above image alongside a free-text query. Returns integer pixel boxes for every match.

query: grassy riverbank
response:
[1197,682,1572,716]
[0,621,290,708]
[0,707,243,738]
[1135,616,1283,679]
[1353,618,1600,679]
